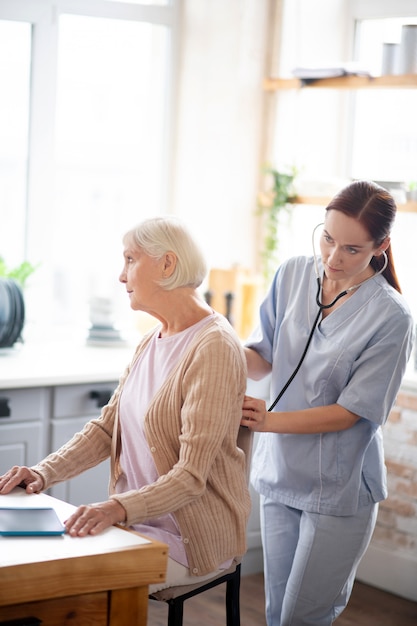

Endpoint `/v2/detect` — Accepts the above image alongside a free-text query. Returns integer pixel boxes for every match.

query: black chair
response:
[149,426,254,626]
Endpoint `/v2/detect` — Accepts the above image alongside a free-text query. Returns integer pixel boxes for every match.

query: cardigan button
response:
[192,568,198,574]
[150,446,156,453]
[183,537,189,544]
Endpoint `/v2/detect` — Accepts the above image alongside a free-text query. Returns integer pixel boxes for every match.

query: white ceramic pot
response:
[399,25,417,74]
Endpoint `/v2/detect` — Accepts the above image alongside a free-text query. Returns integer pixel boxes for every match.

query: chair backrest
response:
[237,425,253,485]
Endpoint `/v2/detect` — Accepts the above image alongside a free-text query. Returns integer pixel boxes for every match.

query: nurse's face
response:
[320,210,382,286]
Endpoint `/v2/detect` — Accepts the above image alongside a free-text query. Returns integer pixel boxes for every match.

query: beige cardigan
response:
[32,314,251,576]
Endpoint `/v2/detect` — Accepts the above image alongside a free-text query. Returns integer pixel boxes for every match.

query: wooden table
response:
[0,489,168,625]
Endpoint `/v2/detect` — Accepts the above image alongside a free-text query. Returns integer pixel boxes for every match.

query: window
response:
[53,14,169,328]
[351,16,417,184]
[0,20,31,267]
[0,0,178,340]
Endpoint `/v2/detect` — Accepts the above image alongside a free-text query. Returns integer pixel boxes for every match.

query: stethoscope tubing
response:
[268,304,321,411]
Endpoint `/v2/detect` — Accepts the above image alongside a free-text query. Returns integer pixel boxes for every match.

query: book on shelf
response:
[292,62,371,84]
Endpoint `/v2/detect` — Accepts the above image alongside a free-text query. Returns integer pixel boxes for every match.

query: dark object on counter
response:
[225,291,235,326]
[0,278,25,348]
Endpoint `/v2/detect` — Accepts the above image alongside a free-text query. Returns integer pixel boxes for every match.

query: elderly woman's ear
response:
[162,252,177,277]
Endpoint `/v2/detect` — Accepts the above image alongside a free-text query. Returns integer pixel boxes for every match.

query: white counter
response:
[0,340,135,389]
[1,338,416,391]
[0,488,149,567]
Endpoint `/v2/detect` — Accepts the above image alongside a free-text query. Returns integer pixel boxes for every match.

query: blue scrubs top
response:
[247,256,414,515]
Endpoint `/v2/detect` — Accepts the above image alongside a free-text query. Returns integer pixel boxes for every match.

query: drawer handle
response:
[0,397,11,418]
[89,389,113,408]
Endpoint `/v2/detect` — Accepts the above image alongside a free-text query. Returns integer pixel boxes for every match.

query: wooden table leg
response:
[108,587,149,626]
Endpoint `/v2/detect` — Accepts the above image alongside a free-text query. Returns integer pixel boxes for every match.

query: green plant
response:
[405,180,417,202]
[0,257,38,288]
[256,166,297,283]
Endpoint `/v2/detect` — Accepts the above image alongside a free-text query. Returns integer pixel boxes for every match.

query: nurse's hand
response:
[241,395,271,432]
[64,499,127,537]
[0,466,44,495]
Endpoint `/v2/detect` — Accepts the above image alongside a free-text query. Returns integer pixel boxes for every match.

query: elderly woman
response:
[0,216,250,591]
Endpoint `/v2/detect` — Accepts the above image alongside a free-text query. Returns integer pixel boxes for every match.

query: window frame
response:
[0,0,181,262]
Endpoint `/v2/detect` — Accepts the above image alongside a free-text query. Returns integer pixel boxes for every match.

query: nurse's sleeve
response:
[337,307,414,425]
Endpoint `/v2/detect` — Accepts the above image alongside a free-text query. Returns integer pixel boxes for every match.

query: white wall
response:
[172,0,272,274]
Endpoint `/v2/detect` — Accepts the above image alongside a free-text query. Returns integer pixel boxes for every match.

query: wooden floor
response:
[148,573,417,625]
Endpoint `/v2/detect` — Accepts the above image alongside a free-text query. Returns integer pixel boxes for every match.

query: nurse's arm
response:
[242,397,360,434]
[244,347,272,380]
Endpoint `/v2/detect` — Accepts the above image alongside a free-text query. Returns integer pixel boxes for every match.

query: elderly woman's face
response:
[119,244,162,311]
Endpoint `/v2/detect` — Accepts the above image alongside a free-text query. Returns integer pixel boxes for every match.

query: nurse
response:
[241,180,414,625]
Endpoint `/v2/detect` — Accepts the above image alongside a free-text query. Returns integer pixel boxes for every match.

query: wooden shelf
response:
[399,200,417,213]
[266,73,417,214]
[264,74,417,91]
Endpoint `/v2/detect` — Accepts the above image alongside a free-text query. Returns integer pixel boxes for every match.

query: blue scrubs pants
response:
[260,495,378,625]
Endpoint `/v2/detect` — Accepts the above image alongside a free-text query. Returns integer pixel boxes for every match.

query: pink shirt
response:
[116,315,215,566]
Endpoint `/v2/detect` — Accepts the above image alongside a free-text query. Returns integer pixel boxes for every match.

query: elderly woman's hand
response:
[64,499,127,537]
[0,466,44,495]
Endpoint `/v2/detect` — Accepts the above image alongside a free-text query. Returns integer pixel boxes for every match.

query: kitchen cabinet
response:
[0,341,130,506]
[0,422,44,474]
[0,387,48,474]
[0,381,118,506]
[49,381,118,505]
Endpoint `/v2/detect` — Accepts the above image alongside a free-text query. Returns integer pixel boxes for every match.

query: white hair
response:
[123,216,207,290]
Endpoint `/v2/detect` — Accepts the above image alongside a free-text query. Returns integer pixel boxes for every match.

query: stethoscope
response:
[268,223,388,411]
